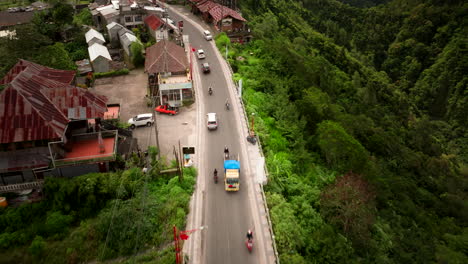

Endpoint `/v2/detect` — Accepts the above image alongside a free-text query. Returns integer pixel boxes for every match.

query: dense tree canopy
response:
[232,0,468,262]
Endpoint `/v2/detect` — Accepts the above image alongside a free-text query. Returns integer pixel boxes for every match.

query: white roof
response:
[106,22,123,30]
[88,43,112,62]
[85,28,105,44]
[144,6,164,12]
[124,32,138,42]
[96,4,114,12]
[111,0,120,9]
[100,7,119,16]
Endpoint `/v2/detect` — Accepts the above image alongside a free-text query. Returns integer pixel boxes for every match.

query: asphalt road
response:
[167,7,262,264]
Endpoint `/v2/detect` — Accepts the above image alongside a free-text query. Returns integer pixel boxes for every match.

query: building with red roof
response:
[0,60,118,191]
[144,40,192,107]
[188,0,251,43]
[144,14,168,41]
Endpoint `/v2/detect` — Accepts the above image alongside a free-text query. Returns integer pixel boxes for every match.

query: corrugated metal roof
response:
[88,43,112,62]
[209,5,246,23]
[85,28,105,44]
[120,32,138,47]
[106,21,124,30]
[0,10,35,27]
[0,60,108,144]
[144,14,164,31]
[100,7,119,17]
[145,40,188,74]
[197,0,217,13]
[0,59,75,85]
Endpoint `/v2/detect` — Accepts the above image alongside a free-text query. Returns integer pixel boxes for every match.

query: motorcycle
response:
[214,169,218,183]
[208,87,213,95]
[247,134,257,145]
[225,101,230,110]
[246,238,253,253]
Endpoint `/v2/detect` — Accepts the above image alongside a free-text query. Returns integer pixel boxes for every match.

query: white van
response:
[203,30,213,41]
[207,113,218,130]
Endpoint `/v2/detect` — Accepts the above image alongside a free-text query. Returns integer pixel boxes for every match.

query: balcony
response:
[49,130,118,167]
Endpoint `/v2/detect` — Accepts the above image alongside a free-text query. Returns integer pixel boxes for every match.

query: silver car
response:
[128,113,154,129]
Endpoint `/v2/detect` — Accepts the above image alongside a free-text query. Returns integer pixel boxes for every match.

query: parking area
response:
[91,69,197,162]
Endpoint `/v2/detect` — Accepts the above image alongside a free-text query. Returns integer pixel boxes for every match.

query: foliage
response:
[0,162,196,263]
[73,8,92,26]
[316,120,369,173]
[33,43,77,71]
[28,236,45,257]
[131,42,145,67]
[320,172,376,247]
[93,69,130,78]
[231,0,468,262]
[31,2,74,41]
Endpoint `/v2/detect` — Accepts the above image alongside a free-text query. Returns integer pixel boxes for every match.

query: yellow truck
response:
[224,157,240,191]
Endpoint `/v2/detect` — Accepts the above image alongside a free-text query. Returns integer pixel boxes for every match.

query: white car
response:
[207,113,218,130]
[203,30,213,41]
[128,113,154,129]
[197,49,206,59]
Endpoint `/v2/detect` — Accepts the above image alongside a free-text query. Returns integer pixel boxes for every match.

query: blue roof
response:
[224,160,240,169]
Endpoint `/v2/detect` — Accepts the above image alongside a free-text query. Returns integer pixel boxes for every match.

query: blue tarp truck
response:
[224,157,240,191]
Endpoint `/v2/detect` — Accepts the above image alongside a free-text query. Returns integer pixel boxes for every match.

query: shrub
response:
[28,236,46,257]
[44,211,73,238]
[93,69,129,78]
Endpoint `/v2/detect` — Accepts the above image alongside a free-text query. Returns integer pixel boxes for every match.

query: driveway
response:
[91,68,197,163]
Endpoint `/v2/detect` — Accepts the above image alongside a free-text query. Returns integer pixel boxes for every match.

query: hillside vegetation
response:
[221,0,467,262]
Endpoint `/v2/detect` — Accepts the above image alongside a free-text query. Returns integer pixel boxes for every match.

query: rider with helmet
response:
[246,229,253,241]
[224,145,229,159]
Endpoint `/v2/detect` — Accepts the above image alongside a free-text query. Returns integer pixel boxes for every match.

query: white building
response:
[88,43,112,73]
[85,28,105,47]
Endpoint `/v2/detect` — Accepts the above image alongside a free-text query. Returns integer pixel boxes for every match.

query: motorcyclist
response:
[224,146,229,157]
[225,98,230,110]
[246,229,253,241]
[214,168,218,177]
[208,86,213,95]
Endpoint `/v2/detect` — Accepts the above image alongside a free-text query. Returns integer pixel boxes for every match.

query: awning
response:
[159,82,192,91]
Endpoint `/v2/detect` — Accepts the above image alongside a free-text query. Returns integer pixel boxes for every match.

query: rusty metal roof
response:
[0,59,75,85]
[144,14,165,31]
[0,60,108,144]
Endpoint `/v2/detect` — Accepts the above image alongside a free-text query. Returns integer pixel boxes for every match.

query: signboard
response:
[183,147,195,154]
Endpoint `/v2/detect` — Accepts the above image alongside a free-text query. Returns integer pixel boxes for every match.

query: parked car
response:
[203,30,213,41]
[155,104,179,115]
[128,113,154,129]
[207,113,218,130]
[201,62,210,73]
[197,49,206,59]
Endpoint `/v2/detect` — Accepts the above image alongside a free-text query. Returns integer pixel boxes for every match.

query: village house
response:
[188,0,251,43]
[85,28,106,46]
[0,60,118,189]
[106,22,125,48]
[145,40,192,107]
[88,43,112,73]
[144,14,168,42]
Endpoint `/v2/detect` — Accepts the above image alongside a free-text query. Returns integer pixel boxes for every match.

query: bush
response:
[28,236,46,257]
[93,69,130,78]
[43,211,73,238]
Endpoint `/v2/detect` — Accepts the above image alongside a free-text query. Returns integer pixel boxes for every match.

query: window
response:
[125,16,133,23]
[135,15,142,22]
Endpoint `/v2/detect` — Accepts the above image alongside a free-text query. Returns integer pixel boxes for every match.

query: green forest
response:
[0,148,195,263]
[217,0,467,262]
